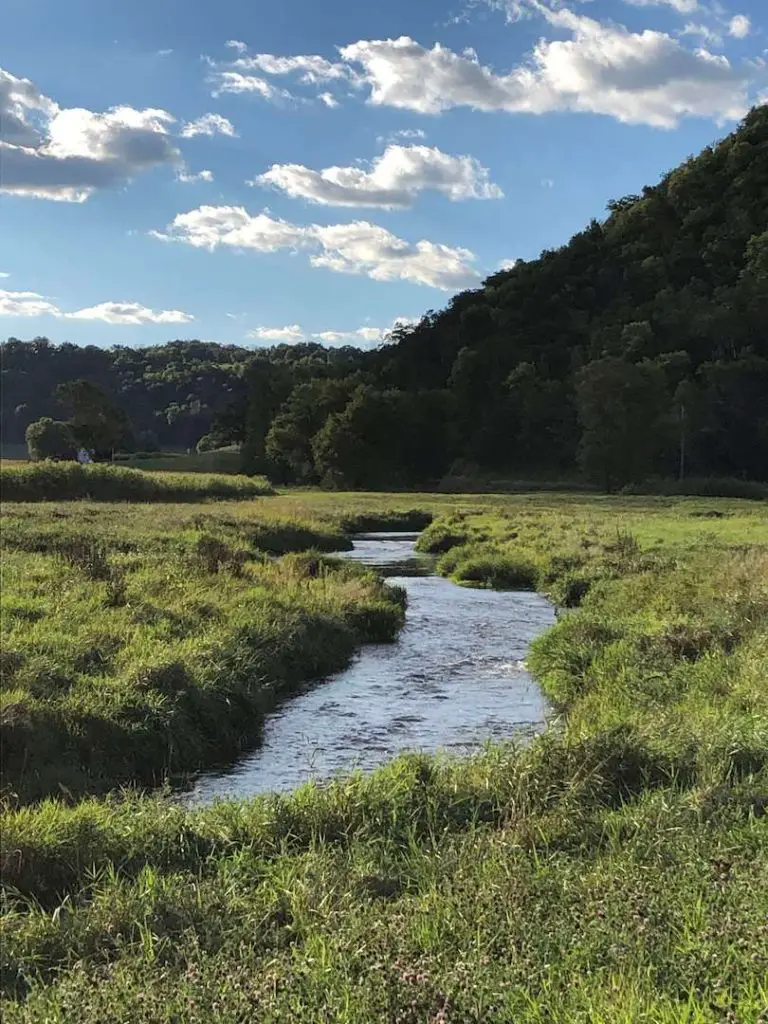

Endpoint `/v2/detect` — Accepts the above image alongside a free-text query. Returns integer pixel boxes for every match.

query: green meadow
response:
[1,475,767,1021]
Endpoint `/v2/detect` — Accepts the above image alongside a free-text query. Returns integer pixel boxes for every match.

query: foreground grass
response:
[0,501,416,803]
[0,463,273,502]
[1,493,767,1021]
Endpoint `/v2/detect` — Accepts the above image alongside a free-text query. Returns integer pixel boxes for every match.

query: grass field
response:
[0,463,273,502]
[115,447,244,475]
[0,499,430,804]
[1,491,767,1021]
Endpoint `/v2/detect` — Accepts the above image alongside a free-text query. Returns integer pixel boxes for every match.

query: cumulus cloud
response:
[339,10,753,127]
[66,302,193,325]
[728,15,751,39]
[0,289,62,318]
[318,92,340,108]
[177,165,214,183]
[249,317,417,348]
[180,113,237,137]
[498,258,519,270]
[252,144,503,208]
[152,205,479,290]
[225,40,248,53]
[0,272,10,279]
[0,66,181,201]
[0,288,193,323]
[247,324,305,342]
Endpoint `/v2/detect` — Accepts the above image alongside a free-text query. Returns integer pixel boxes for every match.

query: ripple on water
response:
[186,534,555,804]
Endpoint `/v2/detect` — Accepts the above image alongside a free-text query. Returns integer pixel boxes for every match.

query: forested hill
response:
[3,106,768,487]
[0,339,366,453]
[355,103,768,487]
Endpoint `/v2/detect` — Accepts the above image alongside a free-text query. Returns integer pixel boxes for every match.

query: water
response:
[186,533,555,803]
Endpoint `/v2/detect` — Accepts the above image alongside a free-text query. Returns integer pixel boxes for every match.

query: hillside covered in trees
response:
[3,106,767,489]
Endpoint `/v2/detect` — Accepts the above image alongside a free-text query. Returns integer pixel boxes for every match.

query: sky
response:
[1,0,765,349]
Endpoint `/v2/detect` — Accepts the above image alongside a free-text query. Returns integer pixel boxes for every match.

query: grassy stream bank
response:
[1,491,767,1021]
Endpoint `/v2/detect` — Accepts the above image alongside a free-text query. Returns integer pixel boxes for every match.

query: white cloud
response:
[248,324,305,342]
[0,288,193,324]
[207,48,360,105]
[0,289,61,318]
[153,205,480,290]
[180,113,237,137]
[248,317,417,348]
[225,40,248,53]
[0,66,180,201]
[679,23,722,46]
[0,272,9,278]
[623,0,699,13]
[177,165,214,183]
[210,71,295,102]
[66,302,193,325]
[253,144,503,208]
[498,258,519,270]
[339,11,753,127]
[233,53,353,83]
[378,128,427,143]
[728,15,751,39]
[318,317,418,346]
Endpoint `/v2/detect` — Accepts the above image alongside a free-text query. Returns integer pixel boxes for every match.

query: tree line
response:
[5,105,768,489]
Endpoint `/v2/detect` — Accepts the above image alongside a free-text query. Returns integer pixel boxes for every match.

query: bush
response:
[196,434,224,454]
[446,549,539,589]
[0,463,274,502]
[24,419,77,462]
[415,521,468,554]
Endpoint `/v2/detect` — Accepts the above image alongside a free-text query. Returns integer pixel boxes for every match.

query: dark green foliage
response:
[56,379,132,457]
[24,418,76,462]
[1,339,367,455]
[312,386,457,488]
[576,357,669,490]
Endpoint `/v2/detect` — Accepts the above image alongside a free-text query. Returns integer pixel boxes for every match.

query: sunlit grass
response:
[1,491,767,1021]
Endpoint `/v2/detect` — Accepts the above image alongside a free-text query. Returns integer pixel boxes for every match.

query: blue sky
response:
[1,0,765,349]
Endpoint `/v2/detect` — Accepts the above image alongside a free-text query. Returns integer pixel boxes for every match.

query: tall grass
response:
[115,446,243,475]
[0,503,403,803]
[0,462,273,502]
[1,494,767,1021]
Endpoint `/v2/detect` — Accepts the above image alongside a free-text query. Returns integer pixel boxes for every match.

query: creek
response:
[187,533,555,803]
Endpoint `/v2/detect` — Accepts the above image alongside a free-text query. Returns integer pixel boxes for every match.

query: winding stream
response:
[186,533,555,803]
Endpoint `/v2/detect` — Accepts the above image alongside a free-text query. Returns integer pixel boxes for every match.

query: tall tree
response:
[576,358,669,491]
[55,380,132,457]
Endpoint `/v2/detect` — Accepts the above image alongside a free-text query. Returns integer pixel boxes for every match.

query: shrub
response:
[415,521,468,554]
[25,419,77,462]
[450,551,539,590]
